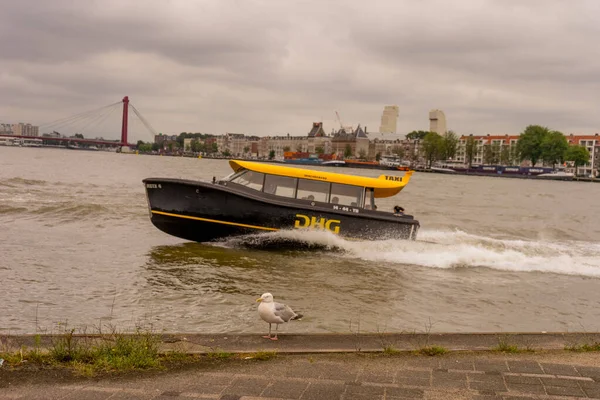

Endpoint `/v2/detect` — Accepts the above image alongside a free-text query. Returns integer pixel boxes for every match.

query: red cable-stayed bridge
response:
[0,96,157,148]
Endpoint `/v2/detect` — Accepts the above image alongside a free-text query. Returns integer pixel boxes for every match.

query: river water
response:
[2,147,600,335]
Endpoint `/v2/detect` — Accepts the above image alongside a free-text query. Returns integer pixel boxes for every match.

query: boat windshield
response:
[230,170,264,191]
[222,171,239,181]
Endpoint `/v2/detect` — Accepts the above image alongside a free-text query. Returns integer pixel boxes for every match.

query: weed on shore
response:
[565,342,600,352]
[416,345,448,356]
[1,328,162,376]
[0,329,283,378]
[492,334,535,354]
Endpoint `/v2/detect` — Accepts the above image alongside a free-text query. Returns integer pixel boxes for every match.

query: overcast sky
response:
[1,0,599,142]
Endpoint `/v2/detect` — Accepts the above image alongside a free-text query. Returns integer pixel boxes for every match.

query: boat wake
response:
[219,229,347,251]
[222,228,600,278]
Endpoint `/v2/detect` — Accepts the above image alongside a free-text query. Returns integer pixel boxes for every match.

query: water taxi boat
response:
[143,160,419,243]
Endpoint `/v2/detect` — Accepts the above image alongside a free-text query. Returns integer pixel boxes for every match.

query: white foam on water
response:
[254,228,348,246]
[228,228,600,278]
[219,228,348,250]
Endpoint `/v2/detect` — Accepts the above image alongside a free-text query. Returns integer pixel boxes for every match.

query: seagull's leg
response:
[262,323,272,339]
[271,323,279,341]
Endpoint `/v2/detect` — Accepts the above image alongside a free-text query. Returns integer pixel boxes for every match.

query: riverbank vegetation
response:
[0,328,164,376]
[516,125,589,168]
[565,340,600,352]
[426,125,590,169]
[0,331,283,377]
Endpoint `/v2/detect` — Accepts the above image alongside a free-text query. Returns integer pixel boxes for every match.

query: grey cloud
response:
[1,0,289,72]
[349,1,600,84]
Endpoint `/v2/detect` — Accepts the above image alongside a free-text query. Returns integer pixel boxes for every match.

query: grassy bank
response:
[1,329,165,376]
[0,329,281,377]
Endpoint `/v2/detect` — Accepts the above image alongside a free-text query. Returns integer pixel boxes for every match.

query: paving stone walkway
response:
[2,352,600,400]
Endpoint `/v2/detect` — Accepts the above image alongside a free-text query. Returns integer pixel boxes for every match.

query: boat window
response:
[330,183,363,207]
[364,188,375,210]
[231,170,264,191]
[263,175,297,198]
[297,179,329,203]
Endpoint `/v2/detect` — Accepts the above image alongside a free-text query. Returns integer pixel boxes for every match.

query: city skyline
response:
[2,107,600,142]
[1,0,600,138]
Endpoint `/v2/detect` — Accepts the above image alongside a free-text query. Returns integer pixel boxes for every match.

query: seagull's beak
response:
[256,298,263,303]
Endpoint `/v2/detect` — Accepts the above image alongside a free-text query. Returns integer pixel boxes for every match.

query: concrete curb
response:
[2,332,600,355]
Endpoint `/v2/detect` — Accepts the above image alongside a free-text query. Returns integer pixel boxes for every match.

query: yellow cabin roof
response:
[228,160,413,198]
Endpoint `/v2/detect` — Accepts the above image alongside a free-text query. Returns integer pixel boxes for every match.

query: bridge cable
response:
[129,104,157,137]
[42,103,121,139]
[129,103,158,137]
[39,101,121,130]
[62,105,112,135]
[75,103,121,137]
[46,111,103,135]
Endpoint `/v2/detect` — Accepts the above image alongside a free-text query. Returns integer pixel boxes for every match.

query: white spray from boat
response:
[222,228,600,278]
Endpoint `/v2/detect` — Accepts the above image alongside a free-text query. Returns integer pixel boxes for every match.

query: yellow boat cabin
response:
[225,160,413,210]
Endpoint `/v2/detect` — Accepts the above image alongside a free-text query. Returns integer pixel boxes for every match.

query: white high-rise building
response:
[11,123,39,137]
[379,105,399,134]
[429,109,447,134]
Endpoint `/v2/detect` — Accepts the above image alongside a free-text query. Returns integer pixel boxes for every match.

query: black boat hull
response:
[143,178,419,243]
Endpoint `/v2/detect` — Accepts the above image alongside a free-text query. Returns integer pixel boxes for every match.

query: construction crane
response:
[335,111,353,133]
[335,111,343,130]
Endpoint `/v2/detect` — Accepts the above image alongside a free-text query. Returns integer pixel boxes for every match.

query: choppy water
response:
[1,147,600,335]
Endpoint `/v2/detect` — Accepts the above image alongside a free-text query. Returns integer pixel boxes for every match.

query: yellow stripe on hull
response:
[151,210,279,231]
[151,210,371,242]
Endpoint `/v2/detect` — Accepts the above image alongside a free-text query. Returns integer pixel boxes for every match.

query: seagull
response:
[256,293,302,340]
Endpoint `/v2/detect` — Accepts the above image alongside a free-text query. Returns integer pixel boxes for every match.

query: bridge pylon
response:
[121,96,130,151]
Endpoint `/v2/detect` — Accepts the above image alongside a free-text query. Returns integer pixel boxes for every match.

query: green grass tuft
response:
[417,346,448,356]
[71,361,95,377]
[91,332,160,372]
[1,329,162,375]
[0,350,27,366]
[383,345,401,356]
[565,342,600,352]
[492,335,534,353]
[493,342,520,353]
[162,350,192,362]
